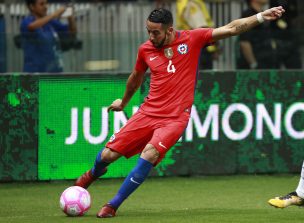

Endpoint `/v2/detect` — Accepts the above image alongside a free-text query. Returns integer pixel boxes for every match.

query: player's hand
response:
[107,99,124,112]
[53,7,67,18]
[261,6,285,21]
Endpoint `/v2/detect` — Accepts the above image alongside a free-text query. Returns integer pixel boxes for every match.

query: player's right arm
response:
[107,69,145,112]
[211,6,285,41]
[27,7,67,31]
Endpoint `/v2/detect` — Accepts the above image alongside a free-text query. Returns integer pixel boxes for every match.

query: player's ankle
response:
[91,167,107,178]
[296,191,304,199]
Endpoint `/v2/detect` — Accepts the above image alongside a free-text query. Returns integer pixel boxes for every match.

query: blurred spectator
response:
[155,0,172,8]
[21,0,77,73]
[269,0,302,69]
[0,13,5,73]
[176,0,219,70]
[237,0,277,69]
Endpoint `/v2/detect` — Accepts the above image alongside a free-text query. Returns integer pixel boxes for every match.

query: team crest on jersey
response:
[109,134,116,142]
[177,44,188,55]
[164,47,174,59]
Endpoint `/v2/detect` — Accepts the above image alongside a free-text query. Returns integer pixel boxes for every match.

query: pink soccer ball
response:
[59,186,91,216]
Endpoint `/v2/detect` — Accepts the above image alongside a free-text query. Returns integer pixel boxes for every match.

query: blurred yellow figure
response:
[176,0,217,69]
[177,0,214,29]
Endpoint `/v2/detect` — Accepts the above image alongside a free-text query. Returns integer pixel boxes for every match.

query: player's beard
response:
[153,33,168,49]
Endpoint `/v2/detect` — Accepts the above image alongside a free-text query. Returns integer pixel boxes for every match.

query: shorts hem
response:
[105,145,131,158]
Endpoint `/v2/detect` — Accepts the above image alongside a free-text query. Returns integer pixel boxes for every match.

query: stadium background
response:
[0,0,304,182]
[3,0,293,73]
[1,70,304,181]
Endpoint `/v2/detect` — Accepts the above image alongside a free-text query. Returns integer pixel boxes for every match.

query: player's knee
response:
[141,144,160,164]
[101,147,121,163]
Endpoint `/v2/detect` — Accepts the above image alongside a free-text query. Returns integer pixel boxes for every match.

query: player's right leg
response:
[74,147,121,189]
[268,161,304,208]
[75,111,153,189]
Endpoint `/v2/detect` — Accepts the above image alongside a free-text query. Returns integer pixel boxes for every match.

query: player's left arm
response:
[107,69,145,112]
[211,6,285,41]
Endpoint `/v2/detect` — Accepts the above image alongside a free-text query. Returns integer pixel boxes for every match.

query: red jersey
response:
[135,28,213,117]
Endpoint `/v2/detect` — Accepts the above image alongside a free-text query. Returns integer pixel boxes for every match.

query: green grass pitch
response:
[1,175,304,223]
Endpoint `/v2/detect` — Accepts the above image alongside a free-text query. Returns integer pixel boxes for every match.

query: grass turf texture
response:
[0,175,303,223]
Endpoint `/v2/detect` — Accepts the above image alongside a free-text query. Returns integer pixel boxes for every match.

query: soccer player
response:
[75,7,285,218]
[268,161,304,208]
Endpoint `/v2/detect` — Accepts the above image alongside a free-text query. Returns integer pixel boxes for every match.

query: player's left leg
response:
[268,161,304,208]
[97,144,157,218]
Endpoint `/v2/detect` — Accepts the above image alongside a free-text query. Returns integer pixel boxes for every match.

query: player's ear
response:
[167,26,174,35]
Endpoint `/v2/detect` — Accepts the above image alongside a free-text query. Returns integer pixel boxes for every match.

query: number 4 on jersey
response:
[167,60,176,74]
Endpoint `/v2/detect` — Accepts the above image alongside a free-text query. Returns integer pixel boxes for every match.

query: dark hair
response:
[147,8,173,26]
[25,0,37,7]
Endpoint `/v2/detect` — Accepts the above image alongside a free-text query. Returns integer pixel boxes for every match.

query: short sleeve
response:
[190,28,214,48]
[50,20,69,33]
[134,45,148,72]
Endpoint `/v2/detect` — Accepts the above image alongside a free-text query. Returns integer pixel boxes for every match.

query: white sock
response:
[296,161,304,199]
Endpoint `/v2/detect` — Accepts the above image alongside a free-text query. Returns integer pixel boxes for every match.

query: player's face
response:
[30,0,48,17]
[146,20,172,49]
